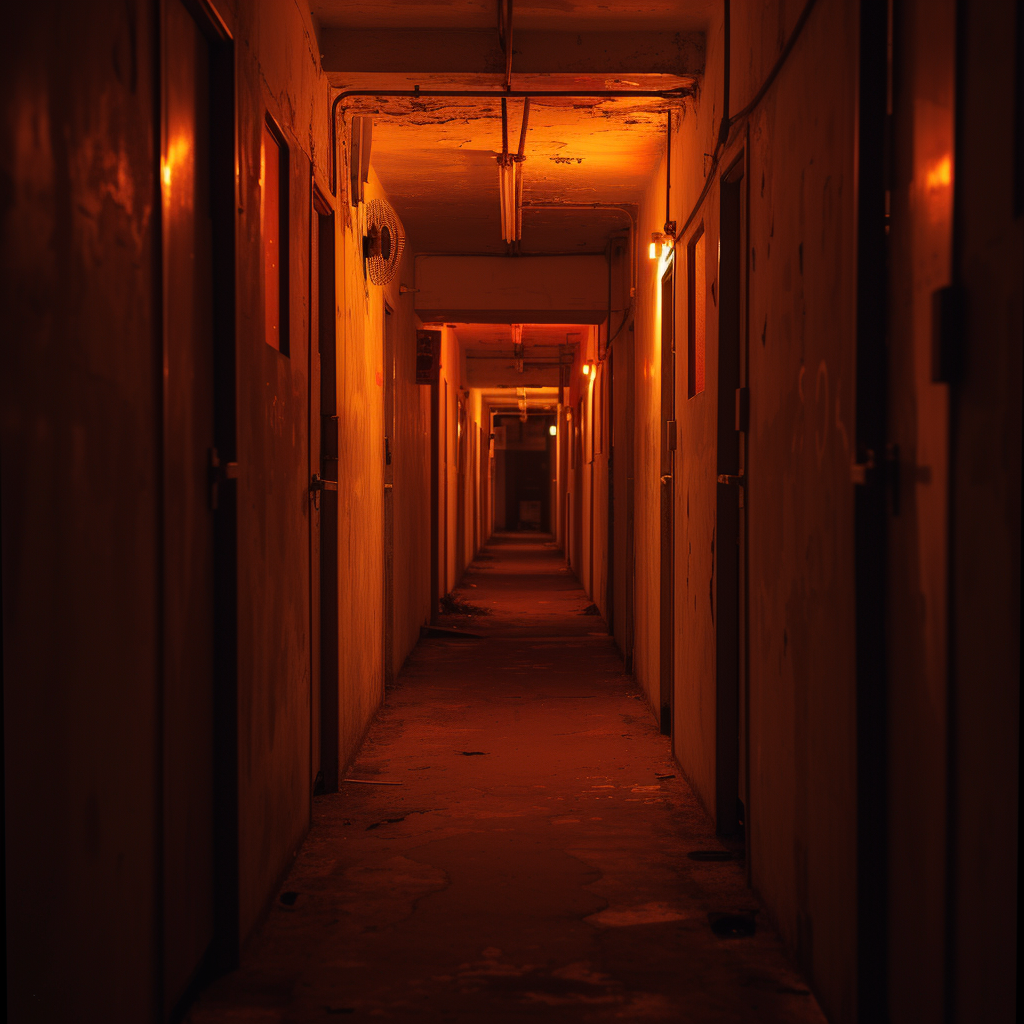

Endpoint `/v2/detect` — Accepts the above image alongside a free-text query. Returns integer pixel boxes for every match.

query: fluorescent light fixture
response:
[498,158,519,243]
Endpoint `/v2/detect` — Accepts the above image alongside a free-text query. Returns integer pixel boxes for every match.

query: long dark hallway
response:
[5,2,1021,1022]
[190,537,825,1022]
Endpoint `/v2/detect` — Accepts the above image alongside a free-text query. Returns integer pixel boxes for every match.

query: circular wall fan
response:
[363,199,406,285]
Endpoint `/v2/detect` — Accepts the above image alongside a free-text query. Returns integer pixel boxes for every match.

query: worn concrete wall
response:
[741,4,859,1016]
[631,2,860,1018]
[632,159,671,717]
[387,245,433,673]
[610,311,635,667]
[2,4,161,1020]
[232,0,332,940]
[666,99,718,816]
[335,160,379,771]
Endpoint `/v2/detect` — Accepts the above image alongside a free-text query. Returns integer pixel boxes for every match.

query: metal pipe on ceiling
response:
[501,0,514,92]
[513,97,530,247]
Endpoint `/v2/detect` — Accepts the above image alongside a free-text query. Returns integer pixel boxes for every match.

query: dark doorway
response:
[659,262,676,737]
[497,415,554,532]
[715,156,747,838]
[313,196,339,792]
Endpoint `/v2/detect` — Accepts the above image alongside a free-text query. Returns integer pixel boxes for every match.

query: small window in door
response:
[687,224,706,398]
[262,116,289,354]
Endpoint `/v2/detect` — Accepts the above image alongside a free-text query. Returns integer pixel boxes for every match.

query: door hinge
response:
[208,447,238,510]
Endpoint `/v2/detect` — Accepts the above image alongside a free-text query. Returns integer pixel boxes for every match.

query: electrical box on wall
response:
[415,329,441,384]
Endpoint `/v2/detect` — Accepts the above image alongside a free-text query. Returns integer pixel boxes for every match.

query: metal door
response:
[383,305,395,686]
[716,158,747,838]
[311,189,338,791]
[161,0,218,1007]
[658,263,675,737]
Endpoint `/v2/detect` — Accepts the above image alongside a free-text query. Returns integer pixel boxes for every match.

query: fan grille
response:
[364,199,406,286]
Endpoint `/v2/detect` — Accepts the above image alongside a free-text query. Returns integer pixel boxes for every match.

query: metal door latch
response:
[717,474,744,486]
[310,473,338,493]
[310,473,338,510]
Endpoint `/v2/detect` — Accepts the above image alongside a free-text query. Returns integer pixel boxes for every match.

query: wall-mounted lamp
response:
[649,225,677,261]
[582,362,592,377]
[549,424,557,436]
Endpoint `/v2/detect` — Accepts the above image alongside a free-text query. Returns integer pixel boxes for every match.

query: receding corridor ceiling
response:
[344,97,676,254]
[314,1,711,254]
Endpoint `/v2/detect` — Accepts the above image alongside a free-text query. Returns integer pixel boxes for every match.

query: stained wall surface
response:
[629,3,860,1018]
[387,242,433,674]
[330,159,432,775]
[232,0,331,941]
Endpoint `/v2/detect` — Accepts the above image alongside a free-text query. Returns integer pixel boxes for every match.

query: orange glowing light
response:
[582,363,592,377]
[925,155,952,191]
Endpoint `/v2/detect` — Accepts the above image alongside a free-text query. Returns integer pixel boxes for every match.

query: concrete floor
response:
[190,534,826,1022]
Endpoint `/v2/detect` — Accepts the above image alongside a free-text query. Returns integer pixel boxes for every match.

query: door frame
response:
[310,179,337,793]
[658,258,676,737]
[715,150,748,839]
[158,0,239,1010]
[383,302,395,686]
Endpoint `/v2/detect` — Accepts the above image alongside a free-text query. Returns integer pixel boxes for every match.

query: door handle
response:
[717,474,744,486]
[660,474,672,485]
[310,473,337,511]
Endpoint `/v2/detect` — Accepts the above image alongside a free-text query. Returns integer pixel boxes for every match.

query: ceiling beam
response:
[321,28,703,82]
[416,255,615,325]
[465,361,560,387]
